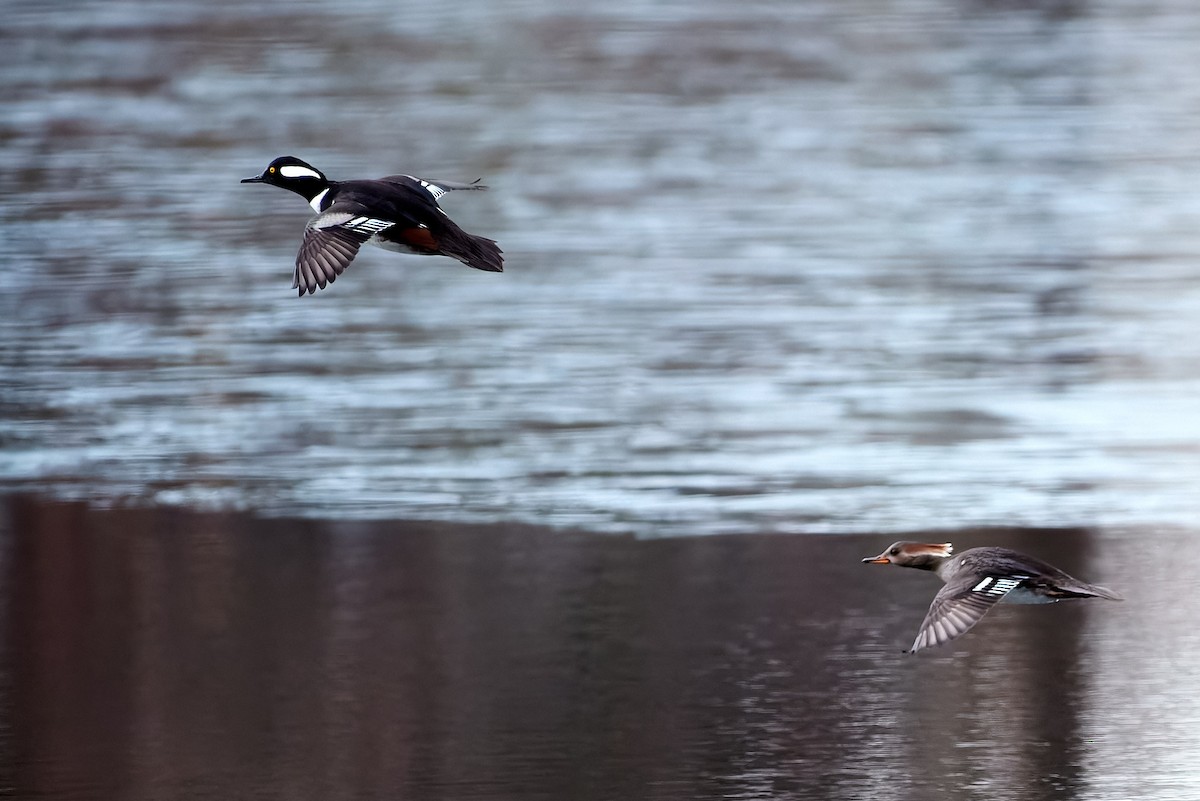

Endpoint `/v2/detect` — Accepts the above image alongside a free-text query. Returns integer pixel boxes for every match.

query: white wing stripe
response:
[340,217,394,234]
[410,176,448,199]
[983,577,1023,596]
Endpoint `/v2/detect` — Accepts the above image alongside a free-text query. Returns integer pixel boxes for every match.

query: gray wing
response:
[294,210,395,296]
[381,175,487,201]
[909,573,1028,653]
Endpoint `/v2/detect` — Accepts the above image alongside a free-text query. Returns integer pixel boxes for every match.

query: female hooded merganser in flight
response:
[242,156,503,296]
[863,541,1122,653]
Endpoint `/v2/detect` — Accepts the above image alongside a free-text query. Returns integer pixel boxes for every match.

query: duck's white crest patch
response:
[308,188,330,212]
[280,164,322,180]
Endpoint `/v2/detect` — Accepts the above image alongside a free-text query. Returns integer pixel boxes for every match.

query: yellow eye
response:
[269,166,276,174]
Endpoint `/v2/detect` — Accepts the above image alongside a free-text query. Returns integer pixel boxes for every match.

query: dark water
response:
[4,0,1200,534]
[3,495,1194,801]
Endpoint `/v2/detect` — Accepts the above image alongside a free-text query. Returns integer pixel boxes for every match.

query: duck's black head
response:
[241,156,328,200]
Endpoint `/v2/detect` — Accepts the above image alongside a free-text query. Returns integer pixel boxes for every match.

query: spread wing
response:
[379,175,487,202]
[909,573,1029,653]
[294,210,395,296]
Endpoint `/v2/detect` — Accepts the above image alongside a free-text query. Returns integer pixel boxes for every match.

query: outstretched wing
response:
[293,211,395,296]
[909,573,1028,653]
[380,175,487,202]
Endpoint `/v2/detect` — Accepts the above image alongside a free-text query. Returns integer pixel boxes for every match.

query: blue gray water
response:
[4,0,1200,535]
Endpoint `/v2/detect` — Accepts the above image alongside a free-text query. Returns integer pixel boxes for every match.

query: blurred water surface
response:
[3,0,1200,534]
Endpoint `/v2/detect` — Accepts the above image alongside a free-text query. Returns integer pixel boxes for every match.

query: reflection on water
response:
[5,496,1199,800]
[3,0,1200,534]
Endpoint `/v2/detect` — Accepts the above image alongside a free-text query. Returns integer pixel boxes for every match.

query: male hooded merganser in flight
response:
[863,541,1122,653]
[242,156,503,296]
